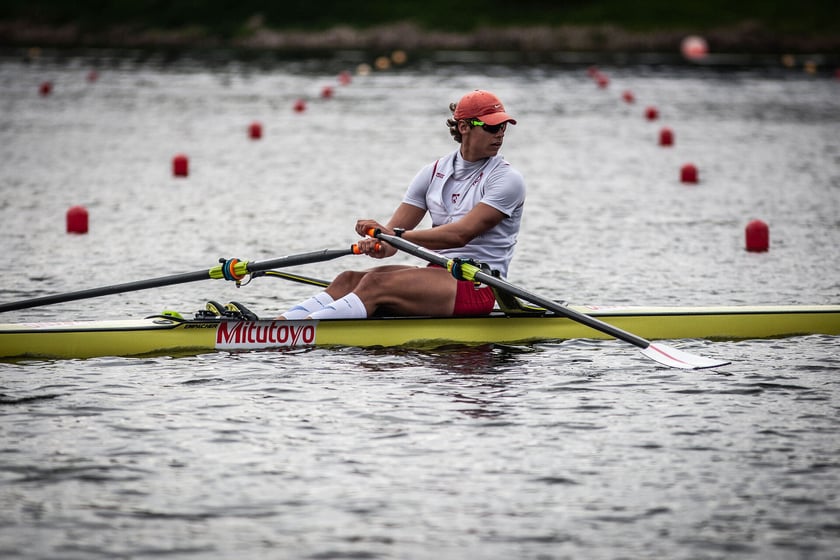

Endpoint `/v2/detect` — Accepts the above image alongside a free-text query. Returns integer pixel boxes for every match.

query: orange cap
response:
[453,90,517,126]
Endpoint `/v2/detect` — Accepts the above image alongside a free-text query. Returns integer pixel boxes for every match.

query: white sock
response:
[308,292,368,320]
[280,292,334,320]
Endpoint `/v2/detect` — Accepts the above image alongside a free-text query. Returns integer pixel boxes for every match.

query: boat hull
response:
[1,305,838,360]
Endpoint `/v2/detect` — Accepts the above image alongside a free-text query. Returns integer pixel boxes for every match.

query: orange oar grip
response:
[352,243,381,254]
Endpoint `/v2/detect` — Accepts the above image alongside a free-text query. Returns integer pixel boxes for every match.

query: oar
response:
[0,246,359,313]
[370,230,729,370]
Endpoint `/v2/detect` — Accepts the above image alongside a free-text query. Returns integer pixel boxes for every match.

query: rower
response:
[279,89,526,321]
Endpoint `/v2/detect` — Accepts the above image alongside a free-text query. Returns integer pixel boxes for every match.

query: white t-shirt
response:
[402,149,525,277]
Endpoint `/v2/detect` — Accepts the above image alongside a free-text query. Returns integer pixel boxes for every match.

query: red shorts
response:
[454,282,496,316]
[428,263,496,315]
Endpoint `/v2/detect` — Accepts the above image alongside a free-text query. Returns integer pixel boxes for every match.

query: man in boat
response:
[279,89,525,320]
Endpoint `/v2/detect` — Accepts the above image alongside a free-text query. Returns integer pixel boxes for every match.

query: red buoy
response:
[659,127,674,146]
[745,219,769,252]
[680,163,698,184]
[248,121,263,139]
[622,90,635,103]
[66,205,89,234]
[39,81,52,96]
[87,70,99,82]
[645,106,659,120]
[596,73,609,88]
[321,86,334,98]
[338,70,352,85]
[172,154,189,177]
[293,98,307,113]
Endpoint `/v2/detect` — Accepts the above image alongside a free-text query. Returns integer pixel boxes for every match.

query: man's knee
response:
[329,270,364,293]
[355,271,386,293]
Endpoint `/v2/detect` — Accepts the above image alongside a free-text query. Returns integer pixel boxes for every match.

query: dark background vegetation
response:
[1,0,838,52]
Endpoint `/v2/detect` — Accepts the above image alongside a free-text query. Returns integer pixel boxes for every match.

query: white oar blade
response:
[641,343,730,370]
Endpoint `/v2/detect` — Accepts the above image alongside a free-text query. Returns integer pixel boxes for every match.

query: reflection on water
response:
[346,344,536,418]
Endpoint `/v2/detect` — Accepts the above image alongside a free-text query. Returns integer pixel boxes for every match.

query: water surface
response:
[1,50,839,559]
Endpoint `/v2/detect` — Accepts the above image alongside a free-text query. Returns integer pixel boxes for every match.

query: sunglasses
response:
[466,119,507,134]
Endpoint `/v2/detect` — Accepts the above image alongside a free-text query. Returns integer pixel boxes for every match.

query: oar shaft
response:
[0,247,357,313]
[474,270,650,349]
[0,270,211,313]
[374,231,650,349]
[245,248,354,273]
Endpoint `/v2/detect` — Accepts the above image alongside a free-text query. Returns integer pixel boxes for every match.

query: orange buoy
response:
[293,98,306,112]
[745,220,769,252]
[680,163,698,184]
[391,50,408,65]
[248,121,263,139]
[645,106,659,120]
[172,154,189,177]
[39,81,52,96]
[66,205,89,234]
[659,127,674,146]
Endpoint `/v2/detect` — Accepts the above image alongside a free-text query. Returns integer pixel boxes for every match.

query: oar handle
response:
[352,242,380,254]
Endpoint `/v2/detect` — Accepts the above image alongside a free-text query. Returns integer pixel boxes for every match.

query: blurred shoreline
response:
[2,19,838,56]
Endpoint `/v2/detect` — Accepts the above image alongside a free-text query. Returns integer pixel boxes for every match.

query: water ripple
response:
[1,56,839,560]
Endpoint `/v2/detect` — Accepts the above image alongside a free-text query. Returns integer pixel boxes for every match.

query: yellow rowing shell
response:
[1,305,838,360]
